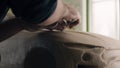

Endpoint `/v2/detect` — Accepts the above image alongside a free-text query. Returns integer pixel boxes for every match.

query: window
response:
[89,0,120,40]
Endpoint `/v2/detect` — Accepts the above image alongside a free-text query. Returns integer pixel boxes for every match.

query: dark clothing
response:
[0,0,57,24]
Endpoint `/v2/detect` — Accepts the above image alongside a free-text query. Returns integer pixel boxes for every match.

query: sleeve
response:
[9,0,57,24]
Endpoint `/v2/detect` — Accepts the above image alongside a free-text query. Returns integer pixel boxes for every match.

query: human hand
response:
[45,4,80,31]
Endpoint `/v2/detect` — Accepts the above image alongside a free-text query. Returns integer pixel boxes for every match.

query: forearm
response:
[39,0,67,26]
[0,18,24,42]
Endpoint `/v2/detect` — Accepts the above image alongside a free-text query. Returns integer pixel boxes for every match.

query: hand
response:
[45,4,80,31]
[45,19,79,31]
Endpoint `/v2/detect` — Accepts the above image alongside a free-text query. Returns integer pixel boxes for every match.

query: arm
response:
[39,0,80,27]
[39,0,66,26]
[9,0,80,30]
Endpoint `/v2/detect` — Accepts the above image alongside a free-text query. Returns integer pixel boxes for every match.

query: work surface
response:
[0,31,120,68]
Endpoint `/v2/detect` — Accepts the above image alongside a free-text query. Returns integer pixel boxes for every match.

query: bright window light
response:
[90,0,119,39]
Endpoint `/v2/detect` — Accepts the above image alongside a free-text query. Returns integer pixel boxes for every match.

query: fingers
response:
[45,19,79,31]
[45,19,67,31]
[68,19,79,28]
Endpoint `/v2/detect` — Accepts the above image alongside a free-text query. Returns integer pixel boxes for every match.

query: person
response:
[0,0,80,42]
